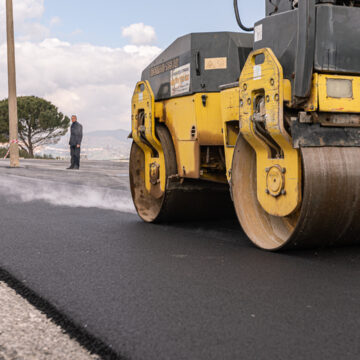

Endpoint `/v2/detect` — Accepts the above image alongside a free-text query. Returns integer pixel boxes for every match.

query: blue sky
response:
[41,0,265,48]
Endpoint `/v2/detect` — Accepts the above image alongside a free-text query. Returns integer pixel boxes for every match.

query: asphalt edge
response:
[0,267,130,360]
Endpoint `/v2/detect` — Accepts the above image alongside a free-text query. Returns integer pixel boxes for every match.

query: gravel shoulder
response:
[0,282,99,360]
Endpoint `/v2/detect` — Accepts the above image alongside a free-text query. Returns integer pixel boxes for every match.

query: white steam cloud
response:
[0,175,136,213]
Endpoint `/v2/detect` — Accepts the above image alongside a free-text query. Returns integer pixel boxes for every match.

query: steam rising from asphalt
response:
[0,175,136,213]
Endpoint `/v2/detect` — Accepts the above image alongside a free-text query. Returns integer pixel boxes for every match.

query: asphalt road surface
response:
[0,160,359,360]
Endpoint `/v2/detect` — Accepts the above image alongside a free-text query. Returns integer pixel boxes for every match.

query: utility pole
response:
[6,0,19,167]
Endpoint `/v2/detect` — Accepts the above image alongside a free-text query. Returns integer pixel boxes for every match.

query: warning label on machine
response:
[171,64,191,96]
[254,24,263,42]
[205,57,227,70]
[253,65,262,80]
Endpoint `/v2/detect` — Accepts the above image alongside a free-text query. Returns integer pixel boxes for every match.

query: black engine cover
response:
[256,4,360,79]
[141,32,253,101]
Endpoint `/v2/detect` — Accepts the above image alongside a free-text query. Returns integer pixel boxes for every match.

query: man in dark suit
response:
[67,115,83,170]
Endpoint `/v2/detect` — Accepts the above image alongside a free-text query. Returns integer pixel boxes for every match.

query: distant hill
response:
[37,129,132,160]
[86,129,130,141]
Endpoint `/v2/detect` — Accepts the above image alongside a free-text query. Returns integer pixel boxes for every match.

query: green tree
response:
[0,96,70,158]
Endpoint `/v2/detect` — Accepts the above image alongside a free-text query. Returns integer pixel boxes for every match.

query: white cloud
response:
[0,0,46,42]
[122,23,157,45]
[17,22,50,42]
[10,0,44,21]
[0,39,161,131]
[70,28,83,37]
[50,16,61,27]
[0,0,162,132]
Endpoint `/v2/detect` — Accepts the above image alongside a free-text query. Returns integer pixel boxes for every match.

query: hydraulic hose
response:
[233,0,254,32]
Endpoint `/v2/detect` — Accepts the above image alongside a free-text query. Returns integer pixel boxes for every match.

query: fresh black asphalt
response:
[0,195,360,359]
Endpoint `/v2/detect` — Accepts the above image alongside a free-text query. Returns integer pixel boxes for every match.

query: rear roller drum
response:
[231,136,360,250]
[130,125,234,223]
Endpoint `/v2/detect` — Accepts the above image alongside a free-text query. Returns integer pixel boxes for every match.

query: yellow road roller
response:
[130,0,360,250]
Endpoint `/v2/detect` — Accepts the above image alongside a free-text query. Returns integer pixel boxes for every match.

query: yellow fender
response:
[131,81,166,195]
[238,48,301,217]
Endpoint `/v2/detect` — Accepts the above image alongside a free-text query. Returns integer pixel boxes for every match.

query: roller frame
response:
[131,81,166,196]
[239,48,302,217]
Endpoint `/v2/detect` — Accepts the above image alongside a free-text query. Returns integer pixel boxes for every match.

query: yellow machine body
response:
[132,86,226,183]
[221,86,240,181]
[132,49,304,218]
[305,73,360,115]
[160,93,224,179]
[131,46,360,249]
[132,52,360,206]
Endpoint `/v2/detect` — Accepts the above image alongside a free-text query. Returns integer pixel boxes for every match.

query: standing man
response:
[67,115,83,170]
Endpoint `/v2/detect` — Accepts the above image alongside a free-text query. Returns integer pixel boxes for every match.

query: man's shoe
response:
[73,167,80,170]
[67,166,74,170]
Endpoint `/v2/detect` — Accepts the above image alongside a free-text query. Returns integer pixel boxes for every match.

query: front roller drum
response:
[232,136,360,250]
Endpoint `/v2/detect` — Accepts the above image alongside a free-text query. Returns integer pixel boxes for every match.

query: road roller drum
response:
[130,125,234,222]
[231,136,360,250]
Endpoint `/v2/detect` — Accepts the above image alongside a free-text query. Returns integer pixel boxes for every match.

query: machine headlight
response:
[326,78,353,99]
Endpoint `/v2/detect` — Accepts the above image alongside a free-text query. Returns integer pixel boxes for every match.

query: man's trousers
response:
[70,146,81,169]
